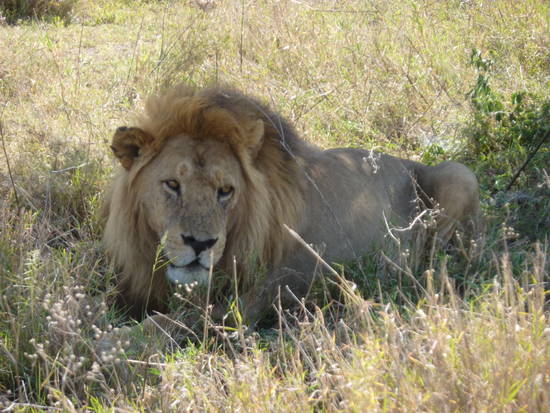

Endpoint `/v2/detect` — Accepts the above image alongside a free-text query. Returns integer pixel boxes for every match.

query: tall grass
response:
[0,0,548,410]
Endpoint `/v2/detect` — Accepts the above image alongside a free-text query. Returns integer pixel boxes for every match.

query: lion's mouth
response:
[165,258,211,286]
[168,258,209,271]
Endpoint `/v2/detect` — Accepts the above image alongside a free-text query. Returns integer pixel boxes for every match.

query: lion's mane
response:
[103,86,306,312]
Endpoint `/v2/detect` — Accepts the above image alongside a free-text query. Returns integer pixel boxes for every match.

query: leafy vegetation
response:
[0,0,77,23]
[462,49,550,239]
[465,49,549,187]
[0,0,548,411]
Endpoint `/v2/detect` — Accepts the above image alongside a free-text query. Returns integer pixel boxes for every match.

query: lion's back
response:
[284,148,420,272]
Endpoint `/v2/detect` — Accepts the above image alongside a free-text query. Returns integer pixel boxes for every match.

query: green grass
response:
[0,0,549,410]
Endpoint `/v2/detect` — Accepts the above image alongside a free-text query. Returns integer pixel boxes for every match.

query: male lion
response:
[104,85,479,326]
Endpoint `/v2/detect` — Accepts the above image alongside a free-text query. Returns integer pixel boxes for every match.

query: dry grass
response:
[0,0,549,411]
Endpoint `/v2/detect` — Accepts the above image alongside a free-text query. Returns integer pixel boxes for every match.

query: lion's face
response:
[135,135,245,285]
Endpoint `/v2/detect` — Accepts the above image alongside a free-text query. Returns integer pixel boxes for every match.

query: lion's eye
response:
[217,185,234,201]
[163,179,180,193]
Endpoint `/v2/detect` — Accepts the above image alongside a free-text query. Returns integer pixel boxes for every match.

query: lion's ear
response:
[245,119,264,159]
[110,126,155,170]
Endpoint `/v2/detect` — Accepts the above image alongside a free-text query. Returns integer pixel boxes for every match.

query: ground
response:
[0,0,548,411]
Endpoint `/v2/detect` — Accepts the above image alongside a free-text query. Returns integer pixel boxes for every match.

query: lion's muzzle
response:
[166,260,211,286]
[163,231,223,286]
[181,233,218,256]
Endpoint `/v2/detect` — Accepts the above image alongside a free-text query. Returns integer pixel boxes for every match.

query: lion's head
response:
[104,86,305,314]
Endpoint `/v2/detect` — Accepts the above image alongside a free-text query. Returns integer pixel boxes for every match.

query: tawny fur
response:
[104,85,479,322]
[104,86,306,315]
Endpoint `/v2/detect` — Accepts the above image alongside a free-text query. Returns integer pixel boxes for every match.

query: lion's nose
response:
[181,234,218,256]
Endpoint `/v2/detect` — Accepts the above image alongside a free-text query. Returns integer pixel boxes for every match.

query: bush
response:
[463,49,550,238]
[464,49,550,189]
[0,0,77,23]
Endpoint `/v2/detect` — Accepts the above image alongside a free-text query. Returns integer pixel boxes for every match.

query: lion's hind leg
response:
[417,161,480,244]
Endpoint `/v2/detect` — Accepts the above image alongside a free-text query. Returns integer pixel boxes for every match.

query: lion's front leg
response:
[238,267,313,328]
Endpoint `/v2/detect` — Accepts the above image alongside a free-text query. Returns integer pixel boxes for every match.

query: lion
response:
[103,84,479,327]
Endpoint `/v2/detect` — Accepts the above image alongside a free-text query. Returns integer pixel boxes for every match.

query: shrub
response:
[0,0,77,23]
[464,49,550,189]
[463,49,550,238]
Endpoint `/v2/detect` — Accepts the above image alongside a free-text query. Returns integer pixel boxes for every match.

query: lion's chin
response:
[166,263,209,286]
